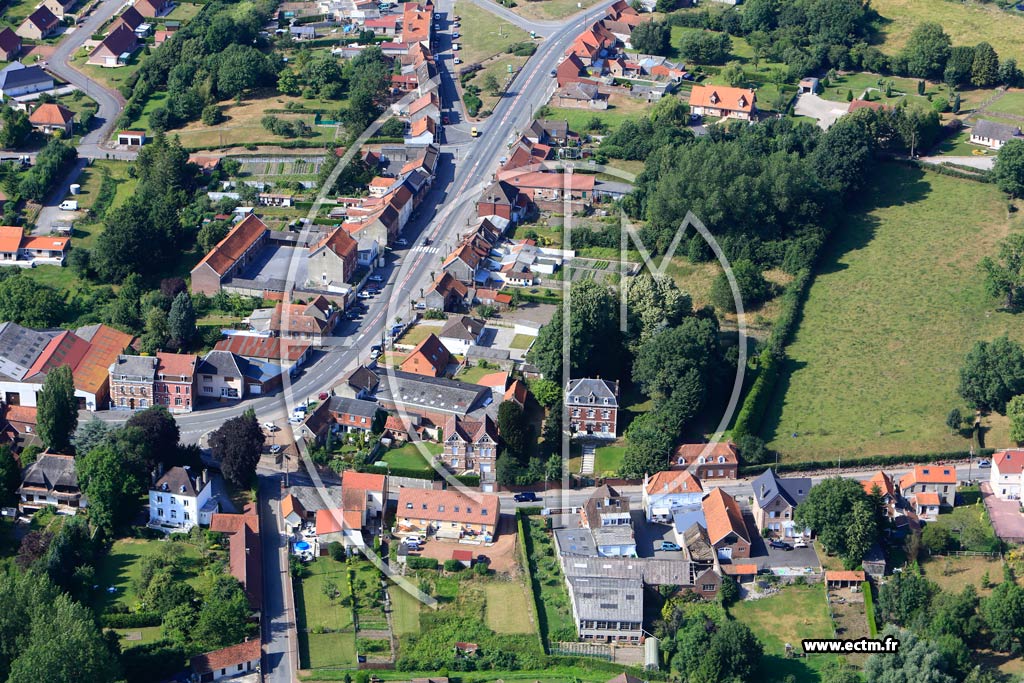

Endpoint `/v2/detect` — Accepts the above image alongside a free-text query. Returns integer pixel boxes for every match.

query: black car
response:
[769,540,793,551]
[513,491,539,503]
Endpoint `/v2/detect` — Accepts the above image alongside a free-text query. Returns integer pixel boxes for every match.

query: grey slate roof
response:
[376,368,490,417]
[439,316,484,342]
[752,468,811,509]
[592,525,636,548]
[110,354,158,378]
[973,119,1022,143]
[327,396,379,419]
[21,452,78,490]
[346,366,380,393]
[555,528,598,557]
[0,322,55,381]
[566,378,618,406]
[153,466,203,497]
[567,575,643,622]
[198,350,247,378]
[0,63,51,91]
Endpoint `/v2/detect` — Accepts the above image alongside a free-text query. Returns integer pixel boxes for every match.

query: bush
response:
[443,559,464,572]
[406,557,439,570]
[328,541,345,561]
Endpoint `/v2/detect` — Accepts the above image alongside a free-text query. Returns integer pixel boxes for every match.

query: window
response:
[702,584,717,592]
[184,512,190,520]
[157,495,163,503]
[157,508,163,517]
[451,459,459,468]
[438,505,445,512]
[170,510,176,519]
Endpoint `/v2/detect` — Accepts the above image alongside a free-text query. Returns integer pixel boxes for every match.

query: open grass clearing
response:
[70,50,143,93]
[870,0,1024,63]
[484,580,536,633]
[301,631,357,670]
[395,321,443,348]
[920,554,1003,597]
[456,363,500,384]
[381,441,442,471]
[389,584,421,635]
[935,128,997,156]
[593,443,626,476]
[453,1,532,66]
[985,90,1024,116]
[501,0,601,22]
[295,558,358,669]
[91,538,210,614]
[466,55,531,112]
[730,583,839,683]
[545,93,653,134]
[509,333,535,350]
[763,163,1024,461]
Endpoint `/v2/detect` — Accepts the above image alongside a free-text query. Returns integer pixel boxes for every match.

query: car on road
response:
[262,422,279,432]
[550,69,557,77]
[471,126,478,137]
[659,541,682,552]
[978,459,991,468]
[368,274,384,282]
[513,491,538,502]
[358,291,372,299]
[269,444,282,454]
[318,392,330,400]
[395,237,408,246]
[769,540,793,550]
[452,42,460,51]
[441,115,450,125]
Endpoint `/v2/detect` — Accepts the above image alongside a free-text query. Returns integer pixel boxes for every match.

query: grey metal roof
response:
[567,575,643,622]
[555,528,598,557]
[566,378,618,406]
[466,345,508,361]
[376,369,490,417]
[0,322,55,381]
[974,119,1021,143]
[592,525,636,548]
[110,354,157,378]
[751,468,811,509]
[561,556,698,586]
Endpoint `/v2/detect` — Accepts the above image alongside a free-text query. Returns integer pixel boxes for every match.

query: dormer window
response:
[709,92,719,104]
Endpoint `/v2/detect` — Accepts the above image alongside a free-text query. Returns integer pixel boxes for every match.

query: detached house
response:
[442,414,499,491]
[190,639,261,682]
[751,468,810,538]
[301,395,380,442]
[898,465,957,508]
[399,333,452,377]
[702,488,750,561]
[341,470,388,537]
[41,0,77,18]
[87,24,139,67]
[149,465,217,531]
[396,487,499,540]
[991,449,1024,500]
[566,378,618,439]
[970,119,1023,150]
[438,316,485,354]
[28,102,74,136]
[672,441,739,480]
[17,7,59,40]
[688,84,756,121]
[476,180,524,223]
[425,272,469,311]
[861,470,898,518]
[0,28,22,62]
[134,0,173,17]
[18,452,84,514]
[0,63,54,99]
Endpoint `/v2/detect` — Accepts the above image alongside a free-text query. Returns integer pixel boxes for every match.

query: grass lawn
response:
[730,583,839,683]
[935,128,997,157]
[70,50,144,93]
[593,444,626,476]
[466,55,530,112]
[395,321,443,348]
[295,557,358,669]
[456,364,501,384]
[484,581,536,633]
[390,583,421,635]
[762,163,1024,461]
[545,103,648,135]
[74,159,137,223]
[870,0,1024,64]
[303,631,357,670]
[920,554,1003,597]
[923,489,999,553]
[509,333,535,350]
[111,625,165,650]
[91,538,207,614]
[0,0,42,26]
[985,90,1024,116]
[381,442,442,471]
[164,2,202,22]
[453,1,532,66]
[501,0,602,22]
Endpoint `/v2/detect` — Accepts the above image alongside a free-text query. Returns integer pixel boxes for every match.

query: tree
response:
[621,410,674,478]
[632,316,722,400]
[971,42,1000,87]
[678,30,732,65]
[902,22,951,79]
[720,61,746,88]
[626,272,692,343]
[72,417,111,457]
[0,445,19,506]
[813,112,877,197]
[630,20,671,56]
[481,73,500,96]
[820,660,863,683]
[1009,395,1024,443]
[0,274,66,327]
[921,524,952,553]
[37,365,78,453]
[495,452,520,487]
[992,139,1024,198]
[125,406,181,469]
[497,400,528,462]
[209,412,264,488]
[981,576,1024,653]
[795,477,879,567]
[530,280,624,380]
[877,568,935,626]
[928,584,981,642]
[77,442,147,533]
[145,569,197,613]
[215,44,275,99]
[710,259,773,313]
[197,220,230,254]
[192,575,251,650]
[945,407,963,435]
[530,379,562,409]
[201,105,223,126]
[863,626,956,683]
[717,575,739,606]
[944,45,975,88]
[1000,58,1023,87]
[168,291,196,350]
[140,306,170,354]
[687,620,763,683]
[958,336,1024,413]
[0,107,31,149]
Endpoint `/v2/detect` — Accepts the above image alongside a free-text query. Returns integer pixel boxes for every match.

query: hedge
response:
[731,268,813,440]
[100,611,163,628]
[454,473,480,487]
[516,509,548,654]
[406,557,439,570]
[863,581,878,638]
[897,158,991,184]
[737,448,992,477]
[355,463,436,480]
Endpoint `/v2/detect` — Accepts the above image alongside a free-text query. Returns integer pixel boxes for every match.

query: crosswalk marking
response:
[412,245,439,254]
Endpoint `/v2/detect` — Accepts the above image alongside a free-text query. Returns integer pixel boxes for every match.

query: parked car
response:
[262,422,279,432]
[793,538,808,549]
[452,31,460,38]
[358,291,372,299]
[454,57,462,64]
[368,274,384,282]
[269,444,282,454]
[549,69,556,77]
[318,392,329,400]
[513,491,538,502]
[769,540,793,551]
[403,535,423,546]
[414,301,426,310]
[288,415,303,424]
[659,541,682,552]
[978,459,991,468]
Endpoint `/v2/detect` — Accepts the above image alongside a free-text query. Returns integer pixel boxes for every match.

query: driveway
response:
[919,155,995,171]
[793,93,849,130]
[981,482,1024,542]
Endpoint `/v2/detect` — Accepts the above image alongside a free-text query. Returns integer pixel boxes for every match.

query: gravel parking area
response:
[981,482,1024,542]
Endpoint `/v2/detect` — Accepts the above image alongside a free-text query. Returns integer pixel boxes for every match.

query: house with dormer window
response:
[688,85,756,121]
[642,470,704,523]
[672,442,739,479]
[148,465,217,531]
[752,468,810,538]
[565,378,618,439]
[991,449,1024,500]
[898,465,957,508]
[442,415,500,491]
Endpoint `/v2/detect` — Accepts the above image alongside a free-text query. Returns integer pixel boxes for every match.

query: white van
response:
[58,200,78,211]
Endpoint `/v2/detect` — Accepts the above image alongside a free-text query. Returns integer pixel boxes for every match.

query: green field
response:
[390,584,422,635]
[870,0,1024,64]
[522,516,575,642]
[294,558,358,669]
[395,322,443,348]
[456,364,500,384]
[484,581,536,634]
[452,0,532,66]
[509,333,535,350]
[545,105,651,134]
[593,444,626,476]
[763,164,1024,460]
[729,584,839,683]
[818,72,952,107]
[381,442,442,471]
[985,90,1024,116]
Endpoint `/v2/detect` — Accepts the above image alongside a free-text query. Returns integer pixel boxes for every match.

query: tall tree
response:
[0,274,66,328]
[496,400,528,463]
[877,568,936,626]
[72,417,112,456]
[901,22,952,79]
[630,20,671,56]
[863,626,955,683]
[77,442,147,533]
[209,412,264,488]
[958,336,1024,413]
[626,272,692,343]
[0,445,19,506]
[37,365,78,453]
[530,280,625,380]
[981,573,1024,653]
[795,477,879,567]
[125,406,181,469]
[168,291,196,351]
[1008,395,1024,443]
[992,139,1024,198]
[632,316,722,401]
[971,42,1000,87]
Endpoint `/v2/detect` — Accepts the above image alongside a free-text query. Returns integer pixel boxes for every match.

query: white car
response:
[369,274,384,282]
[793,538,808,549]
[452,32,460,39]
[358,291,372,299]
[403,535,423,546]
[262,422,279,432]
[414,302,426,310]
[395,238,408,247]
[453,57,462,64]
[288,415,303,424]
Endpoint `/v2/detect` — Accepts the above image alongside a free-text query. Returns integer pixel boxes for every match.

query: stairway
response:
[580,443,596,476]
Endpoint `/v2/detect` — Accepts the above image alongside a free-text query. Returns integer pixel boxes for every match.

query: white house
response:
[991,449,1024,500]
[149,466,217,531]
[970,120,1023,151]
[438,316,486,355]
[642,469,704,523]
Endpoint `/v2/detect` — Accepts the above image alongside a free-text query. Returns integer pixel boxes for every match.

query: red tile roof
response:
[899,465,957,489]
[214,335,311,363]
[73,325,135,395]
[825,570,865,583]
[29,103,73,126]
[645,469,703,495]
[702,488,750,546]
[914,492,941,507]
[310,226,358,260]
[502,170,595,191]
[451,549,473,561]
[673,441,738,466]
[397,487,499,528]
[20,235,69,251]
[156,351,198,378]
[399,333,452,377]
[194,214,268,276]
[689,84,756,114]
[861,470,895,498]
[316,508,345,534]
[191,639,261,675]
[342,470,386,493]
[0,225,22,253]
[994,449,1024,475]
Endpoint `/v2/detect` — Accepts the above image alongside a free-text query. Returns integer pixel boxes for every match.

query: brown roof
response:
[113,5,144,30]
[342,470,386,492]
[430,271,468,298]
[191,639,261,675]
[645,469,703,496]
[399,333,452,377]
[995,449,1024,475]
[73,324,135,395]
[214,335,310,363]
[397,487,499,528]
[861,471,895,498]
[899,465,957,489]
[21,235,69,251]
[502,170,595,191]
[29,103,73,126]
[310,226,358,260]
[282,494,305,520]
[689,84,756,114]
[154,466,204,497]
[0,28,20,55]
[23,6,59,32]
[210,508,262,609]
[93,24,138,57]
[504,379,528,405]
[156,351,198,378]
[825,570,866,583]
[193,214,268,276]
[673,441,738,466]
[702,488,750,546]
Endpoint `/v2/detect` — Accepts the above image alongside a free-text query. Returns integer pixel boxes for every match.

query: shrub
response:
[443,559,464,572]
[328,541,345,561]
[406,557,439,570]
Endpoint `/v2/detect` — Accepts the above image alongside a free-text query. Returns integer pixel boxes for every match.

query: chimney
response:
[760,484,765,498]
[202,468,209,486]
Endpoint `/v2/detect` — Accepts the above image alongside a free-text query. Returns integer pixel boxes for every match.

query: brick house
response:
[702,488,750,561]
[396,487,499,540]
[154,352,197,414]
[565,378,618,439]
[108,354,158,411]
[399,334,452,377]
[442,414,499,491]
[301,395,380,442]
[671,441,739,480]
[476,180,521,222]
[751,468,810,538]
[28,102,74,136]
[189,214,270,295]
[688,85,756,121]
